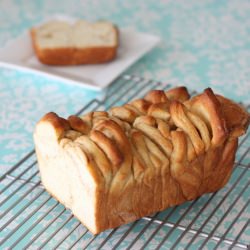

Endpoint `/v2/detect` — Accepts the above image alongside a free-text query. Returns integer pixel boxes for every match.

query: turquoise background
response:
[0,0,249,249]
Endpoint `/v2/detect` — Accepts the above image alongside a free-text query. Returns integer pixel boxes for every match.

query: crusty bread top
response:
[35,87,249,158]
[31,20,118,49]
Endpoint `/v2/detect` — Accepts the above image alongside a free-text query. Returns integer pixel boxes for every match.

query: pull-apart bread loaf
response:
[31,20,118,65]
[34,87,249,234]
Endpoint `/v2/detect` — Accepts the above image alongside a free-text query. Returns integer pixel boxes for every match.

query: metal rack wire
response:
[0,74,249,249]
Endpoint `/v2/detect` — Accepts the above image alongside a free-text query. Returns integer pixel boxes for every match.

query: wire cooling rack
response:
[0,75,249,250]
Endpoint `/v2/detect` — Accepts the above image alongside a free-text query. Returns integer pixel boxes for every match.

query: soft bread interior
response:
[34,20,117,49]
[34,122,102,234]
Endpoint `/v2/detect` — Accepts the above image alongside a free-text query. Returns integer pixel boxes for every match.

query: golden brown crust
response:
[216,95,250,138]
[68,115,90,134]
[165,86,190,102]
[148,103,171,121]
[129,99,151,114]
[170,101,205,155]
[34,87,249,234]
[30,25,118,66]
[36,112,70,140]
[39,112,70,130]
[110,106,138,123]
[185,88,228,146]
[171,130,202,200]
[90,130,123,168]
[144,90,169,104]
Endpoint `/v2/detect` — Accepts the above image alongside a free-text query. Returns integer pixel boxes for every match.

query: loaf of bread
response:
[30,20,118,65]
[34,87,249,234]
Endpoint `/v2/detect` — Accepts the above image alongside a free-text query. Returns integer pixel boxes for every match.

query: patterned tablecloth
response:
[0,0,249,249]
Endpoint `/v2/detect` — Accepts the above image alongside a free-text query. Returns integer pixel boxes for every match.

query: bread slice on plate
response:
[30,20,119,65]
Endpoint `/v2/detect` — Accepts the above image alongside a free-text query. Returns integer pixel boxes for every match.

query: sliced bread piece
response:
[31,20,118,65]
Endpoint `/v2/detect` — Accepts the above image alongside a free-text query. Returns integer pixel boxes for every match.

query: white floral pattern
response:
[0,0,249,249]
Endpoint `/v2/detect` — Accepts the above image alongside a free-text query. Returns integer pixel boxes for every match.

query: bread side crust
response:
[216,95,250,138]
[30,26,118,65]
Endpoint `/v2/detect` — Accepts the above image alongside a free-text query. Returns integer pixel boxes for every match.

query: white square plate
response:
[0,15,160,90]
